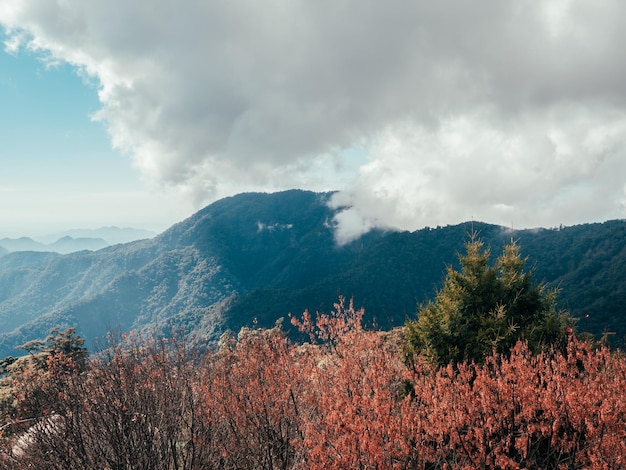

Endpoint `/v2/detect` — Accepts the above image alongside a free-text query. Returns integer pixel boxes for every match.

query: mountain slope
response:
[0,190,358,356]
[224,221,626,342]
[0,190,624,357]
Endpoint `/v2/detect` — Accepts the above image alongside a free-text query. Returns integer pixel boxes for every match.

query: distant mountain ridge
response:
[0,237,47,253]
[38,227,157,245]
[0,236,109,254]
[0,190,624,357]
[0,227,156,255]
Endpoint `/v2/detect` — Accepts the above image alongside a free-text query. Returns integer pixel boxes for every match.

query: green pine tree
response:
[405,234,571,366]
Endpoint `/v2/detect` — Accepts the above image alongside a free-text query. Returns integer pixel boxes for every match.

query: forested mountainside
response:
[224,218,626,343]
[0,189,624,357]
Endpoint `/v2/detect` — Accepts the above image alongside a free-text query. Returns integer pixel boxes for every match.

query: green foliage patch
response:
[406,234,572,365]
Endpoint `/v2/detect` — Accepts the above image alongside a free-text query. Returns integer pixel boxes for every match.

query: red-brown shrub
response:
[2,305,625,469]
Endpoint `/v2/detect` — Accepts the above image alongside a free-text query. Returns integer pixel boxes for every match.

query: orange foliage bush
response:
[403,340,626,469]
[2,302,625,469]
[201,324,313,468]
[290,298,409,468]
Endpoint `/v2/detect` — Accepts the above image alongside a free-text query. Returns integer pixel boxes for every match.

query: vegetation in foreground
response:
[0,238,624,469]
[1,306,624,469]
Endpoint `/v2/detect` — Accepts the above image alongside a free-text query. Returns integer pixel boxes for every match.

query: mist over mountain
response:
[0,236,108,255]
[0,190,624,358]
[38,227,157,245]
[0,237,47,253]
[0,227,156,255]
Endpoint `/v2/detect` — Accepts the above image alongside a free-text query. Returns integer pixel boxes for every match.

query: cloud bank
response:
[2,0,626,241]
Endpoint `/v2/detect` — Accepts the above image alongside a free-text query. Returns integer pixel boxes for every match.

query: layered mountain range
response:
[0,189,624,357]
[0,227,156,255]
[0,236,109,254]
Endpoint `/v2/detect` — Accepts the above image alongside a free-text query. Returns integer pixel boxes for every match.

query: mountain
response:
[0,190,624,357]
[38,227,157,245]
[0,236,108,255]
[0,227,156,255]
[0,190,352,356]
[47,236,109,253]
[0,237,47,252]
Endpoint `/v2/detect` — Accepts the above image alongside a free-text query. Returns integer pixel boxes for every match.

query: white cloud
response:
[2,0,626,238]
[331,105,626,242]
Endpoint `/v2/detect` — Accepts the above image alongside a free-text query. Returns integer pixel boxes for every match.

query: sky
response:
[1,0,625,243]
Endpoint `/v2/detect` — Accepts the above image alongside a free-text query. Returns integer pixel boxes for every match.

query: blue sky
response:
[0,39,189,237]
[2,1,626,243]
[0,45,126,189]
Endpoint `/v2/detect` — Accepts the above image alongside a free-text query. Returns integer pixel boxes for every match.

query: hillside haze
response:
[0,189,624,357]
[0,227,156,255]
